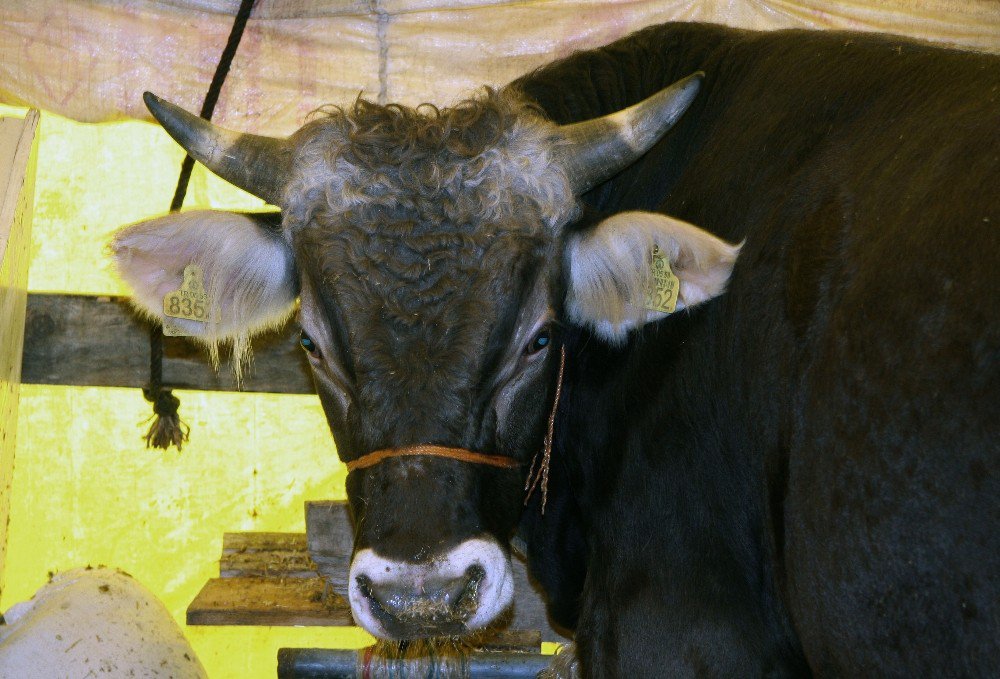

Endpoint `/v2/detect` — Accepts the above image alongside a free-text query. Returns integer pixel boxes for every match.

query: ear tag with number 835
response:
[163,264,212,337]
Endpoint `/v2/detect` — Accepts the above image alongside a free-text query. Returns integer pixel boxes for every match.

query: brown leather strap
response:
[345,444,521,472]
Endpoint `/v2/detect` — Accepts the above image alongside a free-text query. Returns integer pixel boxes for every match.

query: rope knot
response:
[145,388,181,418]
[142,386,189,451]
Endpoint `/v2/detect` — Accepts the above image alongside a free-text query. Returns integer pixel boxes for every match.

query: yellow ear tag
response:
[162,264,212,337]
[644,244,680,314]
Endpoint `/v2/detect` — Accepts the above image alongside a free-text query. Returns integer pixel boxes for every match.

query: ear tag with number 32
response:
[163,264,212,337]
[644,244,680,314]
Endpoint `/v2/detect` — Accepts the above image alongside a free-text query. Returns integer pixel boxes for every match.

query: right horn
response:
[143,92,292,206]
[552,72,704,195]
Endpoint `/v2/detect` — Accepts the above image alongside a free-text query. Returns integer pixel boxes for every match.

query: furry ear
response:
[110,210,297,374]
[565,211,740,343]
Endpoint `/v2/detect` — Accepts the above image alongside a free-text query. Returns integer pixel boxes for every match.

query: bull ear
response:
[110,210,298,371]
[565,211,740,343]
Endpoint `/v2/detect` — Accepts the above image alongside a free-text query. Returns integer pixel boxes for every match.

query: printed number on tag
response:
[163,264,212,336]
[644,245,679,314]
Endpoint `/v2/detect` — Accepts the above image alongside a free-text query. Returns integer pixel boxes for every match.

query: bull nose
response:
[348,538,514,640]
[357,565,485,633]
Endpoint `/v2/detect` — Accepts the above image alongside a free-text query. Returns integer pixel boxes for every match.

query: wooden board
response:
[22,292,314,394]
[221,532,317,579]
[305,501,354,595]
[0,110,39,600]
[187,576,354,626]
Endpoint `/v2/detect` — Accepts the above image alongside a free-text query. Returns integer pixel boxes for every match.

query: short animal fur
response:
[112,22,999,677]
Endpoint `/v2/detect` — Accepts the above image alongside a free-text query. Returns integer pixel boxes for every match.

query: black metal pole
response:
[277,648,552,679]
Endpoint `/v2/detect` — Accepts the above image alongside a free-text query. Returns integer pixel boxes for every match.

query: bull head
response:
[111,73,739,640]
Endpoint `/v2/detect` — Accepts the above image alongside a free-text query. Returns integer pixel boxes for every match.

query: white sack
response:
[0,567,207,678]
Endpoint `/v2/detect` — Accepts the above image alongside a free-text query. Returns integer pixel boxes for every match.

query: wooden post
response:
[0,110,39,601]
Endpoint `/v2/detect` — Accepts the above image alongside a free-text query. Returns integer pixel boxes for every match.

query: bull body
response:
[112,22,998,678]
[518,24,999,676]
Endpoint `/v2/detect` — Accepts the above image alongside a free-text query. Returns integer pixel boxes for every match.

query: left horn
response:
[552,72,703,195]
[143,92,291,206]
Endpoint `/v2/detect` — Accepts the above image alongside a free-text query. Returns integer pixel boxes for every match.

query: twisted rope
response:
[143,0,257,450]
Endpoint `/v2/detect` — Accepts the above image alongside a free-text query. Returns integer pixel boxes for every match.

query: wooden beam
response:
[22,292,314,394]
[187,577,354,626]
[0,110,39,599]
[221,532,317,579]
[304,501,354,596]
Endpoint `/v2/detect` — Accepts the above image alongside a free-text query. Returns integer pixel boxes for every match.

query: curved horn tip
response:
[142,91,174,116]
[680,71,705,92]
[669,71,705,99]
[143,91,189,122]
[555,70,707,196]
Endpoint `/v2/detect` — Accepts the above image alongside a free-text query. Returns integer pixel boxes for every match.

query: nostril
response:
[466,564,486,583]
[454,564,485,613]
[465,564,485,596]
[356,574,377,603]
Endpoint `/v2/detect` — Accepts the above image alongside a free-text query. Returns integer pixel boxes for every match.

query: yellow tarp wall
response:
[0,103,375,678]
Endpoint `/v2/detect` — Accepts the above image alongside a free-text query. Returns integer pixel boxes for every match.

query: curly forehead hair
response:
[281,88,577,232]
[282,90,578,427]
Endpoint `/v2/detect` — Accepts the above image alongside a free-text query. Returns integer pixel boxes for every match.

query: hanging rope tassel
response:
[141,0,257,450]
[143,325,189,450]
[142,388,189,450]
[525,346,566,513]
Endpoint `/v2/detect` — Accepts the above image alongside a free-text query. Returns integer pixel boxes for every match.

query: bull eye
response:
[526,329,551,356]
[299,331,319,356]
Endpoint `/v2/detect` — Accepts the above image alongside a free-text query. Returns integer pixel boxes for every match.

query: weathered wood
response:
[223,531,308,554]
[187,577,354,626]
[305,501,570,643]
[305,501,354,596]
[0,110,39,600]
[22,292,314,394]
[221,550,319,579]
[221,532,317,578]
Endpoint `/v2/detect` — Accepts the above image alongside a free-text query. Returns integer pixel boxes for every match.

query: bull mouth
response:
[356,565,485,639]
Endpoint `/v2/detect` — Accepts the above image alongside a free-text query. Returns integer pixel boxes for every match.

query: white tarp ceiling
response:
[2,0,998,135]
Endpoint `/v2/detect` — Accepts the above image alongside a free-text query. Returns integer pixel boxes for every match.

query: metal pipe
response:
[277,648,552,678]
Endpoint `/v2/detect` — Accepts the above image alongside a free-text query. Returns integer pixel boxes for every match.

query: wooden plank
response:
[220,533,316,578]
[305,501,354,596]
[22,292,314,394]
[223,532,308,554]
[0,110,39,601]
[187,577,354,626]
[220,551,319,579]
